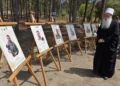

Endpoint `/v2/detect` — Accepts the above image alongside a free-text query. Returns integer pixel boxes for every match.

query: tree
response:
[83,0,89,22]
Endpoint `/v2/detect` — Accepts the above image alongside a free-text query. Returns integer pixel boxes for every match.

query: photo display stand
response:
[66,24,83,56]
[83,23,96,53]
[0,25,41,86]
[91,23,97,37]
[51,24,72,70]
[25,22,60,86]
[30,25,61,86]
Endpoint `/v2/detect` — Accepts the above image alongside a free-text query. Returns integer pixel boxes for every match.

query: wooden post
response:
[8,56,42,86]
[39,56,48,86]
[8,65,19,86]
[76,40,83,56]
[69,42,72,56]
[85,38,87,53]
[91,37,96,50]
[56,47,61,70]
[26,62,41,86]
[29,40,35,66]
[63,44,72,61]
[49,51,60,71]
[0,49,2,60]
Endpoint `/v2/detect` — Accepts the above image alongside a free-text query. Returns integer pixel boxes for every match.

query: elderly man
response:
[93,8,119,80]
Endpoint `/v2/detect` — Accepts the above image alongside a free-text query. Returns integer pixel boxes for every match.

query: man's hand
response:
[98,39,105,43]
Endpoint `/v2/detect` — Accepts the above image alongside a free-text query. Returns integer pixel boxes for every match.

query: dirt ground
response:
[0,49,120,86]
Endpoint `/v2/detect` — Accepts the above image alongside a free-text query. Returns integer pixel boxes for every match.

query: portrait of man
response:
[86,26,91,33]
[36,31,44,41]
[6,35,19,57]
[70,28,75,36]
[55,28,61,39]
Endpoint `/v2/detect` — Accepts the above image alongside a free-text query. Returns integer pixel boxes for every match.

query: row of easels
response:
[26,22,84,86]
[0,21,42,86]
[0,17,97,86]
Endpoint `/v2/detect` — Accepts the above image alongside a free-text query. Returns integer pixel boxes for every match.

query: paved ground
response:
[0,50,120,86]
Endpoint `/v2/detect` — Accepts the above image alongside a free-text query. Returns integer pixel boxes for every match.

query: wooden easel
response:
[8,55,41,86]
[64,23,83,56]
[0,18,18,61]
[0,23,41,86]
[83,23,96,53]
[25,22,61,86]
[68,39,83,56]
[84,36,96,53]
[30,11,36,23]
[50,24,72,71]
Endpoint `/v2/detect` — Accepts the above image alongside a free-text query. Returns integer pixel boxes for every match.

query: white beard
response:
[101,17,112,29]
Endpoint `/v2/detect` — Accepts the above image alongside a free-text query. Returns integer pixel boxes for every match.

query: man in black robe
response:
[93,8,119,80]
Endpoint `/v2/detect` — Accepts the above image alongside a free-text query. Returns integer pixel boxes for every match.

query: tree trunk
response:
[36,0,40,22]
[69,0,72,22]
[83,0,89,22]
[89,1,95,22]
[49,0,52,21]
[72,0,77,22]
[0,0,4,20]
[12,0,20,31]
[52,0,56,22]
[100,0,106,21]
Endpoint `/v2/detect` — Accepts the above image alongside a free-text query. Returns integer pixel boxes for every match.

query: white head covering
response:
[105,8,114,15]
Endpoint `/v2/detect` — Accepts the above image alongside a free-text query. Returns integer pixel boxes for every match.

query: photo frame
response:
[0,26,26,72]
[51,24,64,44]
[30,25,49,53]
[66,24,77,40]
[83,23,92,37]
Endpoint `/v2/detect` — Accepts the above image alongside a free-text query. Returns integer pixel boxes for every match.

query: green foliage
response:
[78,3,96,18]
[106,0,120,16]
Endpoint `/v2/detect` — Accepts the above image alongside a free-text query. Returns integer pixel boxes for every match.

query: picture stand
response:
[8,56,41,86]
[65,24,83,56]
[0,19,17,62]
[30,41,60,86]
[68,39,83,56]
[83,23,96,53]
[25,23,60,86]
[84,36,96,53]
[0,24,41,86]
[51,24,72,71]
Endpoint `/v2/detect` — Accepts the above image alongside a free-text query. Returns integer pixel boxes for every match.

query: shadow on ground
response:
[64,67,101,78]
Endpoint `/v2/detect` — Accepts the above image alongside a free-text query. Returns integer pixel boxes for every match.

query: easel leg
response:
[26,62,42,86]
[49,51,60,71]
[69,42,72,56]
[29,40,35,66]
[76,41,83,56]
[0,48,2,60]
[39,57,48,86]
[56,47,62,70]
[85,38,87,53]
[63,44,72,62]
[92,38,96,50]
[8,65,19,86]
[45,52,49,60]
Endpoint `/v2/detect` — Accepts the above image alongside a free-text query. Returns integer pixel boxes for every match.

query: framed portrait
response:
[91,24,97,33]
[83,23,93,37]
[66,24,77,40]
[51,24,64,44]
[0,26,26,72]
[30,25,49,53]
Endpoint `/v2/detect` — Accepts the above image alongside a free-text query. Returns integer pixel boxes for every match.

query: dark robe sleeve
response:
[104,22,119,43]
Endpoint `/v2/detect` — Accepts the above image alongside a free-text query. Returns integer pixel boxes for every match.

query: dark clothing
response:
[6,41,19,57]
[93,20,119,78]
